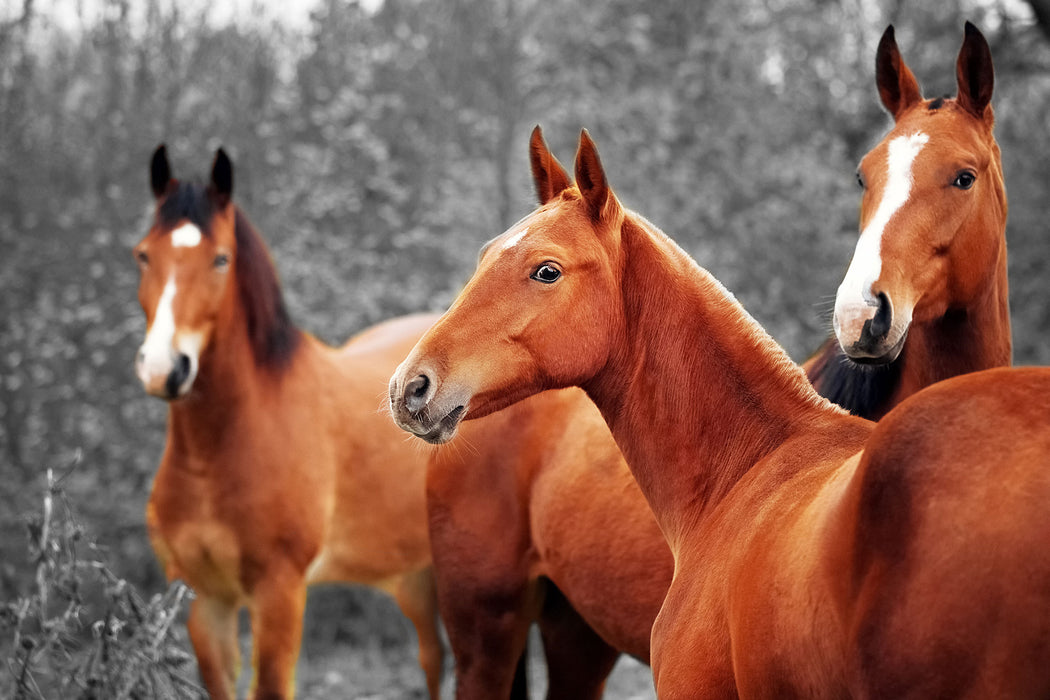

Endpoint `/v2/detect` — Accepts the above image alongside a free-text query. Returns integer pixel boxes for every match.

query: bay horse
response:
[134,146,444,699]
[390,119,1050,697]
[805,22,1010,420]
[424,22,1013,698]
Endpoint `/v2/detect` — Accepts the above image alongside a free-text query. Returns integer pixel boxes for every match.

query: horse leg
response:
[429,509,538,699]
[187,594,241,700]
[393,566,446,700]
[441,577,539,700]
[247,569,307,700]
[539,584,620,700]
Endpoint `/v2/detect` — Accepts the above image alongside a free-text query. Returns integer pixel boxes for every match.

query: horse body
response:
[426,387,668,697]
[389,119,1050,697]
[137,149,443,699]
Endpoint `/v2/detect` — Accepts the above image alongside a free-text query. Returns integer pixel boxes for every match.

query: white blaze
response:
[500,227,530,250]
[836,132,929,314]
[171,222,202,248]
[137,277,177,384]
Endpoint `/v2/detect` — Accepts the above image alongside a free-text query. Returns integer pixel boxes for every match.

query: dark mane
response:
[804,335,902,420]
[156,181,301,370]
[927,95,949,111]
[157,181,214,232]
[233,208,302,370]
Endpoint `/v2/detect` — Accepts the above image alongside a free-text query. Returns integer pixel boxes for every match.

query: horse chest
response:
[146,490,242,598]
[149,448,327,597]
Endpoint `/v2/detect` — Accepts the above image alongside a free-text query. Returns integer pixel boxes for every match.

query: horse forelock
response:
[156,181,214,234]
[232,209,302,370]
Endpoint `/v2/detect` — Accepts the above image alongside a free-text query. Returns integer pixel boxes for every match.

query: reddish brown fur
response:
[427,34,1012,687]
[390,125,1050,697]
[419,129,671,699]
[426,388,669,697]
[137,149,444,699]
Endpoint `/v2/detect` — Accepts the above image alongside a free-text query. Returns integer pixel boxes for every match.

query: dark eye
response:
[530,263,561,284]
[952,171,976,190]
[856,171,865,189]
[214,253,230,269]
[135,250,149,267]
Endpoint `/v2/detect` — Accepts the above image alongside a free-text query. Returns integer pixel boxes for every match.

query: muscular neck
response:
[893,246,1011,410]
[585,216,848,550]
[166,292,287,464]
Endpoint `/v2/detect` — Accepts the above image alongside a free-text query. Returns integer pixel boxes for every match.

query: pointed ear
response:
[529,125,571,204]
[956,21,994,120]
[574,129,612,222]
[875,25,923,120]
[150,144,172,199]
[209,147,233,208]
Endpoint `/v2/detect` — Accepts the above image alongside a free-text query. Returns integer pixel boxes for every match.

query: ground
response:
[226,585,657,699]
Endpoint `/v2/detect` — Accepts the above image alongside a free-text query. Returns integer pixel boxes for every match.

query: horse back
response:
[847,367,1050,697]
[303,313,443,584]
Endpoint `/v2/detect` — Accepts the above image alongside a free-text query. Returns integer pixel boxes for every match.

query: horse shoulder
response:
[706,423,870,695]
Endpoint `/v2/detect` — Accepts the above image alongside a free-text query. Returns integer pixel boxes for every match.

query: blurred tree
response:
[1024,0,1050,40]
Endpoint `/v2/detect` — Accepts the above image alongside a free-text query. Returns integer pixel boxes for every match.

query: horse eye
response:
[135,250,149,268]
[530,263,561,284]
[952,171,976,190]
[214,253,230,269]
[856,171,865,189]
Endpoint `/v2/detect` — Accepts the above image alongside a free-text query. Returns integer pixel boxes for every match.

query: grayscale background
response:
[1,0,1048,696]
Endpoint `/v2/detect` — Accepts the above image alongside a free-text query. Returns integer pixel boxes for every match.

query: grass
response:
[0,459,657,698]
[0,459,200,699]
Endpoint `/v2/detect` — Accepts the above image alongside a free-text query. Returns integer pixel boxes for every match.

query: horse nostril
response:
[166,353,192,398]
[405,374,431,414]
[869,291,893,340]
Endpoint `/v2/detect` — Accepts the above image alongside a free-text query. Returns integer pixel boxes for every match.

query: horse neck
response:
[167,256,305,460]
[894,232,1011,408]
[585,217,844,548]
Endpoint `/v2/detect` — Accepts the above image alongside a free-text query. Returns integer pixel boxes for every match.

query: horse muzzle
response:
[136,345,197,399]
[834,291,910,365]
[388,369,467,444]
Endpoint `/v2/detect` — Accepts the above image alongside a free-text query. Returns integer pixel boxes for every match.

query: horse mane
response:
[157,181,302,370]
[233,209,302,370]
[804,335,901,420]
[622,211,840,418]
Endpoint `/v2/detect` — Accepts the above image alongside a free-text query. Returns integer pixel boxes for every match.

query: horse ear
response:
[875,25,923,120]
[150,144,172,199]
[529,125,571,204]
[956,21,994,121]
[210,147,233,208]
[574,129,612,222]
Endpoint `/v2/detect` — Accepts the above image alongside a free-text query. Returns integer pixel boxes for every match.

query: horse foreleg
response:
[440,575,540,700]
[393,566,446,700]
[187,594,241,700]
[538,584,620,700]
[247,570,307,700]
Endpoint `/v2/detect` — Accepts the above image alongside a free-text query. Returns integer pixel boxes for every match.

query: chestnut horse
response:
[134,147,443,699]
[391,121,1050,697]
[424,22,1012,698]
[806,23,1010,419]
